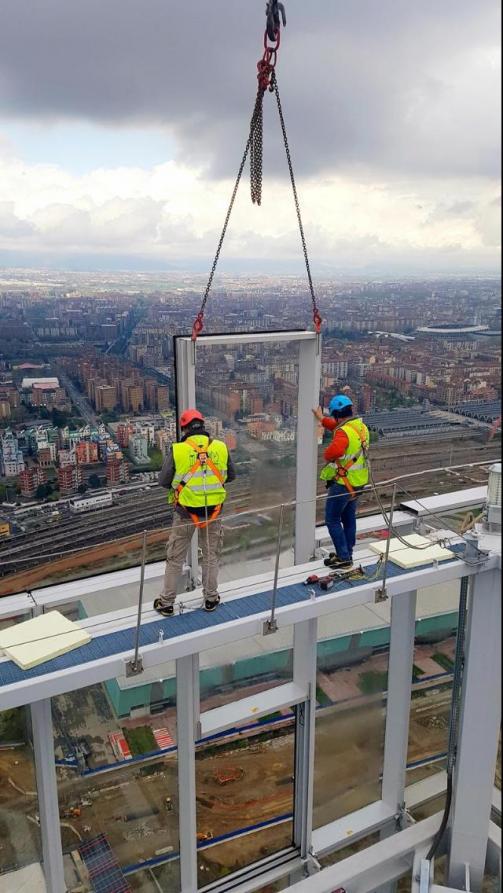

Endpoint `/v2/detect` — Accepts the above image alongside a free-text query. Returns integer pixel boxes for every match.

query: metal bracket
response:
[263,618,279,635]
[305,851,321,875]
[125,656,144,677]
[375,585,388,603]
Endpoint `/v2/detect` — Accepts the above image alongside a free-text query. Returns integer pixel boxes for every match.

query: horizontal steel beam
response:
[287,812,443,893]
[199,681,307,737]
[0,555,499,711]
[312,800,397,857]
[184,331,317,347]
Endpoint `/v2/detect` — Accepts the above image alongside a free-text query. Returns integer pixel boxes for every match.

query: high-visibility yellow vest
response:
[320,418,369,489]
[171,436,228,509]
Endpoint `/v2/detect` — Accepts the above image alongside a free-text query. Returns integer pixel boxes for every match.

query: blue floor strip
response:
[0,547,463,688]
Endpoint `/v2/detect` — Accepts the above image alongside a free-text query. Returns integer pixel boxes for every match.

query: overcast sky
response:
[0,0,500,275]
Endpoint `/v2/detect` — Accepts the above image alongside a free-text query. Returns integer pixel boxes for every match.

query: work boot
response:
[153,598,175,617]
[204,595,220,612]
[324,556,353,570]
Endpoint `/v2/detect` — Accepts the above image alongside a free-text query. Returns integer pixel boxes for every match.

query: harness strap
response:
[173,438,226,518]
[187,503,222,530]
[334,420,368,497]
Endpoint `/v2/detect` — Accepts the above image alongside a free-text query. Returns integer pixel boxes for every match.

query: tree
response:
[77,483,88,495]
[36,483,48,499]
[88,474,101,489]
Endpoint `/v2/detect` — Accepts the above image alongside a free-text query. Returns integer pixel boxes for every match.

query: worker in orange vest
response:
[313,395,369,569]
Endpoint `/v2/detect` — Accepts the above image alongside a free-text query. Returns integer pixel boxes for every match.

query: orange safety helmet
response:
[179,408,204,429]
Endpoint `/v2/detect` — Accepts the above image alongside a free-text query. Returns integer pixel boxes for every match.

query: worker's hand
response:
[312,407,324,423]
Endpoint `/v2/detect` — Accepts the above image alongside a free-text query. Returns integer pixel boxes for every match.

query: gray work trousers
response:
[160,511,223,607]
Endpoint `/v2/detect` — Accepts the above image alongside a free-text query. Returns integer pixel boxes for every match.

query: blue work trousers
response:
[325,481,360,561]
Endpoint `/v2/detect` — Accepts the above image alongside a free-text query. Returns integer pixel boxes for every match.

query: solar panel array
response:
[364,409,464,435]
[449,400,501,421]
[78,834,131,893]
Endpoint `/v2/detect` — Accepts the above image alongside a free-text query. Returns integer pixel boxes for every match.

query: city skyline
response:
[0,0,500,274]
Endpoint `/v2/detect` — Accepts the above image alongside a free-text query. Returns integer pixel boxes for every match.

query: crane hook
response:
[266,0,286,43]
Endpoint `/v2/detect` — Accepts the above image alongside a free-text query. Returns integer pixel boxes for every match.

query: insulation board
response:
[0,610,91,669]
[370,535,453,568]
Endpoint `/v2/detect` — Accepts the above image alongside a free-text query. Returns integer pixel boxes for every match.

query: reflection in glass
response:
[407,581,460,767]
[196,727,294,887]
[0,706,41,876]
[313,613,389,828]
[54,681,179,891]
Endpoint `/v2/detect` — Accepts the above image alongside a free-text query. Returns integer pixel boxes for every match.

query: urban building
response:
[18,465,46,497]
[0,430,25,477]
[57,464,83,495]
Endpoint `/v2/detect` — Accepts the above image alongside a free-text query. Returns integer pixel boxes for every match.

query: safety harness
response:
[333,420,369,498]
[173,437,225,529]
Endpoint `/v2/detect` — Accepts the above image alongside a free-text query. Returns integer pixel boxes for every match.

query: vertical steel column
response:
[176,653,199,893]
[295,335,321,565]
[30,698,66,893]
[381,590,417,812]
[293,618,318,859]
[175,338,199,584]
[448,568,501,891]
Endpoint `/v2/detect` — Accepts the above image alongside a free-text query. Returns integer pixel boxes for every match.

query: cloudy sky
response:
[0,0,500,275]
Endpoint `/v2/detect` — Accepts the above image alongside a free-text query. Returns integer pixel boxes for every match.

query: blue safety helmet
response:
[328,394,353,414]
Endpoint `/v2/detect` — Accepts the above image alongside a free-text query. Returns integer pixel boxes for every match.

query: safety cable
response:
[0,460,494,569]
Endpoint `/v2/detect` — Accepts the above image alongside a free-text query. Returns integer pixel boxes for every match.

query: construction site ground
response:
[0,638,460,887]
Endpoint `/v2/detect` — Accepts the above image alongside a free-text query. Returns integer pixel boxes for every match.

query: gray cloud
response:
[0,0,500,179]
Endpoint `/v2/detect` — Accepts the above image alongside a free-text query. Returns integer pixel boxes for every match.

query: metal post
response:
[295,335,321,565]
[376,484,397,602]
[448,568,501,891]
[126,529,147,676]
[293,618,318,860]
[30,699,66,893]
[263,503,284,635]
[176,654,199,893]
[175,337,199,586]
[382,589,417,813]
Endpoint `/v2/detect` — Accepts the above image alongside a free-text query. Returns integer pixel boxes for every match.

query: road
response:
[54,367,99,426]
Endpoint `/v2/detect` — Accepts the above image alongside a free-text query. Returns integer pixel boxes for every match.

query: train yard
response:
[0,431,497,593]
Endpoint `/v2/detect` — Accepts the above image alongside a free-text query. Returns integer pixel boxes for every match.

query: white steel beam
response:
[176,653,198,893]
[405,771,447,811]
[287,812,443,893]
[199,680,307,738]
[295,335,321,565]
[30,699,66,893]
[448,567,502,891]
[292,618,318,858]
[312,800,397,857]
[382,590,417,814]
[0,554,499,712]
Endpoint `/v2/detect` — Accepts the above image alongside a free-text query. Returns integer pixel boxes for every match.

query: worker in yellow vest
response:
[313,394,369,569]
[155,409,235,616]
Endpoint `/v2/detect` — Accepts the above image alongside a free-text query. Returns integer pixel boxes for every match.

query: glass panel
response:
[313,604,389,828]
[194,339,300,585]
[408,580,460,768]
[196,726,294,888]
[0,706,42,876]
[199,627,294,714]
[54,679,180,891]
